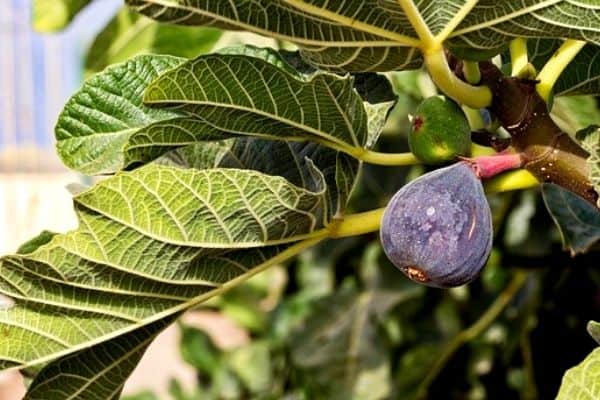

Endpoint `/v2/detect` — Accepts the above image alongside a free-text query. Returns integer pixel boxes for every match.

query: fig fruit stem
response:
[536,39,586,102]
[423,47,492,108]
[463,106,486,131]
[415,271,529,399]
[315,172,538,239]
[462,152,524,179]
[509,38,529,77]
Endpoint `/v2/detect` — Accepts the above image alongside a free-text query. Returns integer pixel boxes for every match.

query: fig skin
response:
[380,162,493,288]
[409,96,471,165]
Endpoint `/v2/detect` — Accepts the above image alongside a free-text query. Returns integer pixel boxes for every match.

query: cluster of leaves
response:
[6,0,600,398]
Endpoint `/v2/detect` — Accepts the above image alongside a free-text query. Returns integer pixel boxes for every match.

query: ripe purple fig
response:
[380,162,493,288]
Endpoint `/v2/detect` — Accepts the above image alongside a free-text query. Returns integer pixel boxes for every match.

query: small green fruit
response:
[409,96,471,165]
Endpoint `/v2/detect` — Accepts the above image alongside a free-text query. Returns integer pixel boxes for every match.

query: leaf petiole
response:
[462,61,481,84]
[536,39,586,102]
[509,38,529,77]
[327,208,386,238]
[423,47,492,109]
[352,149,420,166]
[396,0,436,48]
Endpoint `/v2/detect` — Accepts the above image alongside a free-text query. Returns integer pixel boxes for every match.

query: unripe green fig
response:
[409,96,471,165]
[380,162,493,288]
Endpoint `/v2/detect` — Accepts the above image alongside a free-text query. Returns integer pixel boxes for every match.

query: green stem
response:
[509,38,529,77]
[463,107,486,131]
[462,61,481,84]
[353,149,420,166]
[536,39,586,102]
[396,0,436,48]
[415,271,529,399]
[484,170,538,194]
[423,47,492,108]
[187,235,327,310]
[328,208,385,238]
[521,332,538,400]
[315,171,539,240]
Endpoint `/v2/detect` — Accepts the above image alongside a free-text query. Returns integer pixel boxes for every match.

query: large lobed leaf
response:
[126,0,600,72]
[125,0,423,72]
[2,136,358,397]
[57,48,389,177]
[24,317,176,400]
[141,48,371,156]
[55,55,186,175]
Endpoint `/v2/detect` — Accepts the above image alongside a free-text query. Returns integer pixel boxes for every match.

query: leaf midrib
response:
[137,0,403,47]
[0,235,324,374]
[449,0,563,38]
[146,99,360,152]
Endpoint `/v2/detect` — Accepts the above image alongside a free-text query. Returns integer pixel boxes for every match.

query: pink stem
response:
[461,152,524,179]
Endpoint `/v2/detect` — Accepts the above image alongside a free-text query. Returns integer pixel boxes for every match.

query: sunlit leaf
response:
[127,0,600,72]
[24,317,174,400]
[55,55,185,175]
[0,161,339,371]
[143,48,371,154]
[556,347,600,400]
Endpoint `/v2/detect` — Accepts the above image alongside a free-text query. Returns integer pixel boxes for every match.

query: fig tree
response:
[380,162,493,288]
[409,96,471,165]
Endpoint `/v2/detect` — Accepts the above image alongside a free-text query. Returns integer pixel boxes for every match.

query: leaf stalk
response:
[396,0,436,48]
[536,39,586,102]
[509,38,529,77]
[423,47,492,108]
[353,149,420,166]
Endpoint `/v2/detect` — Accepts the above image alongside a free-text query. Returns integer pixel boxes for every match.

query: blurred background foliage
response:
[29,2,600,399]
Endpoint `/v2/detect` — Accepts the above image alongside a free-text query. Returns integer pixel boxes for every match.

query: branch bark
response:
[456,60,598,206]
